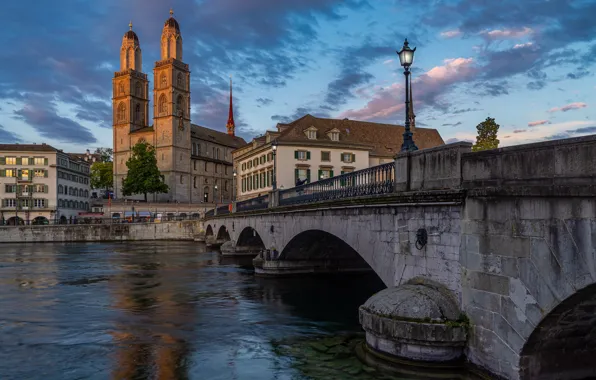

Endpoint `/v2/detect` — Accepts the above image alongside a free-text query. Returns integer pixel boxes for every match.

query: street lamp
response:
[397,38,418,152]
[271,140,278,191]
[232,169,237,202]
[214,184,218,209]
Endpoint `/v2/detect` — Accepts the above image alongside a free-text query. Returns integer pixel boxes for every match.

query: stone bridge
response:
[205,136,596,380]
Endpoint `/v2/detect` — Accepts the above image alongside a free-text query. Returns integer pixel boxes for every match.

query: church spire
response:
[408,80,416,131]
[226,76,236,136]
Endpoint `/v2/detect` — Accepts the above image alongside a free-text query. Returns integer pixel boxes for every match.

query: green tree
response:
[122,142,169,201]
[90,161,113,191]
[472,117,500,152]
[94,147,113,162]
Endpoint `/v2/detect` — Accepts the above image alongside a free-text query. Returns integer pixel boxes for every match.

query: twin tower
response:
[112,10,198,201]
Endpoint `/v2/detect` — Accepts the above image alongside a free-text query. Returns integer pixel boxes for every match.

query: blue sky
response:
[0,0,594,151]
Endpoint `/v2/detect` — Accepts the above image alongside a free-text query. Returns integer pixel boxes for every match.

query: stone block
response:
[512,220,546,238]
[493,315,525,353]
[529,238,575,301]
[518,198,553,220]
[479,234,530,258]
[517,258,559,313]
[468,271,510,295]
[467,288,501,313]
[467,305,495,330]
[440,232,460,247]
[464,234,480,254]
[461,220,482,235]
[500,296,536,339]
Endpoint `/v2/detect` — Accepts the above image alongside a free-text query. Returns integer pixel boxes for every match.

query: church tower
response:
[226,77,236,136]
[112,22,150,199]
[153,9,191,202]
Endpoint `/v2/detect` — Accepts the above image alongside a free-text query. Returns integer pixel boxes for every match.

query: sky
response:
[0,0,594,152]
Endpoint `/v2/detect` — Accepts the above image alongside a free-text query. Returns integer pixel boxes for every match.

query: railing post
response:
[214,206,218,216]
[269,190,279,208]
[232,201,237,213]
[394,152,410,193]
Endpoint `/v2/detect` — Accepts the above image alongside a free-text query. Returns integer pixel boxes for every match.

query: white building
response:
[0,144,92,225]
[232,114,444,201]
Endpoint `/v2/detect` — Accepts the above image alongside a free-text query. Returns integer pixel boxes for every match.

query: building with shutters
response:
[0,144,92,225]
[232,114,445,201]
[112,11,245,203]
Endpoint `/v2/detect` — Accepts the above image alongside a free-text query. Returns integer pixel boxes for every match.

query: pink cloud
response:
[528,120,550,127]
[339,57,478,121]
[548,102,587,113]
[440,29,461,38]
[513,42,534,49]
[482,27,533,39]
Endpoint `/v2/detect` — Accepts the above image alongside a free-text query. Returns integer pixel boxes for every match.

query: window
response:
[135,82,142,97]
[212,147,216,157]
[203,187,209,203]
[176,95,184,117]
[318,169,334,180]
[194,176,197,188]
[5,184,16,193]
[4,199,16,207]
[330,132,339,141]
[295,168,309,184]
[119,83,125,94]
[308,130,316,139]
[179,153,182,162]
[216,148,220,160]
[34,199,46,208]
[180,175,184,184]
[34,169,45,177]
[161,73,167,88]
[34,157,45,165]
[6,157,16,165]
[193,161,197,170]
[225,166,228,175]
[197,144,202,156]
[204,162,209,172]
[341,153,355,163]
[21,169,30,181]
[159,95,168,114]
[4,169,14,177]
[177,73,183,88]
[295,150,310,160]
[224,181,228,191]
[134,103,141,123]
[215,164,219,174]
[321,151,330,161]
[117,103,126,121]
[35,184,46,193]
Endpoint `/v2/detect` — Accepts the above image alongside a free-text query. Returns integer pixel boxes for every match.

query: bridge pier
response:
[220,240,262,257]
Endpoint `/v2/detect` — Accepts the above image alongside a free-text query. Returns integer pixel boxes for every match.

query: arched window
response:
[180,175,184,184]
[85,202,89,210]
[119,83,125,94]
[84,190,89,197]
[197,143,202,156]
[176,95,184,117]
[135,82,142,97]
[204,162,208,172]
[161,73,167,88]
[79,188,84,197]
[193,176,197,188]
[177,73,183,88]
[58,185,63,194]
[134,103,141,123]
[216,148,220,160]
[212,147,216,157]
[117,103,126,121]
[224,180,228,191]
[159,95,167,114]
[74,188,78,197]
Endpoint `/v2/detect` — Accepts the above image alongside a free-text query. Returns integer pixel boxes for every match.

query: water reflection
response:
[0,241,471,380]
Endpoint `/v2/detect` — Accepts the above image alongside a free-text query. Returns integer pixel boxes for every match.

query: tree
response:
[472,117,500,152]
[122,141,169,201]
[94,147,113,163]
[90,161,113,191]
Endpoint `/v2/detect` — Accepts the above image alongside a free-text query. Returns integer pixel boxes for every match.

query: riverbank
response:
[0,220,203,243]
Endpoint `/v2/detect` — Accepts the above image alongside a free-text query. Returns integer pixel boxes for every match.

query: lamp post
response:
[397,38,418,152]
[214,184,218,209]
[271,140,278,191]
[232,169,237,202]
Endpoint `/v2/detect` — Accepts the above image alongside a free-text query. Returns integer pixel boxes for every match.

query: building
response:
[112,12,245,203]
[233,114,444,201]
[68,149,103,164]
[0,144,92,225]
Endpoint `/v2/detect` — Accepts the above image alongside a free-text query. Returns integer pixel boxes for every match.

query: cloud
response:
[340,57,478,121]
[445,137,473,144]
[528,120,550,127]
[442,121,462,127]
[382,59,393,65]
[544,126,596,140]
[513,42,534,49]
[548,102,587,113]
[513,129,526,133]
[481,27,533,40]
[256,98,273,107]
[13,95,97,144]
[440,29,462,38]
[0,124,23,143]
[451,108,481,114]
[474,81,509,96]
[566,70,590,80]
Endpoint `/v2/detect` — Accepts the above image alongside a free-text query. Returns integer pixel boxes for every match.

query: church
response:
[112,10,246,203]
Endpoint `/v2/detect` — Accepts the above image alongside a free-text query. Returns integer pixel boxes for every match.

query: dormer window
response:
[304,126,318,140]
[327,128,341,142]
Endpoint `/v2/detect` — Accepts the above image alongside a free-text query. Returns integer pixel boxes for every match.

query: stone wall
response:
[0,220,204,243]
[460,134,596,380]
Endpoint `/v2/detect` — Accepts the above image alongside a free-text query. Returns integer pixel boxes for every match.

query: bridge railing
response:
[236,194,269,212]
[279,162,395,206]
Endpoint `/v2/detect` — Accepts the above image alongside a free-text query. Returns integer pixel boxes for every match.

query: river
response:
[0,241,477,379]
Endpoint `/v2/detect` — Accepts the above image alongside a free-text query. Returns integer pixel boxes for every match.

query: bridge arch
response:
[216,225,230,241]
[236,226,266,250]
[205,224,214,237]
[519,283,596,380]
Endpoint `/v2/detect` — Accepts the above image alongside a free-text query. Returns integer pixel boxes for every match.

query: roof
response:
[124,30,139,42]
[191,124,246,148]
[0,143,58,153]
[164,17,180,32]
[273,114,444,157]
[68,152,103,162]
[130,126,154,134]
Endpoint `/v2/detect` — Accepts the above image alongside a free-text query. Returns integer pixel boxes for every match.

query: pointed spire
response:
[226,76,236,136]
[129,21,133,30]
[408,81,416,131]
[170,8,174,17]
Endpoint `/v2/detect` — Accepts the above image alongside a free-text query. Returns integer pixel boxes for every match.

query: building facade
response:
[233,114,445,201]
[0,144,91,225]
[112,12,245,203]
